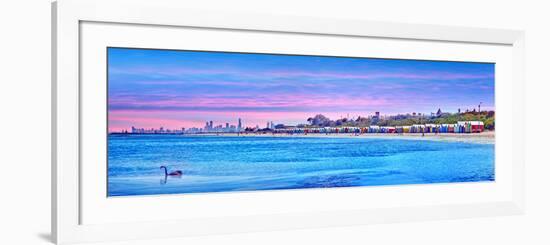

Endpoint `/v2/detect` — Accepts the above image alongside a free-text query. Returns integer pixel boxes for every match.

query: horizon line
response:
[109,109,495,132]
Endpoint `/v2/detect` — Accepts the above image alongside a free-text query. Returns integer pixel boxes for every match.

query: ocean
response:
[107,135,494,197]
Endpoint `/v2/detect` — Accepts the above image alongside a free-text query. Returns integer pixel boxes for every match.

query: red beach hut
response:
[470,121,484,133]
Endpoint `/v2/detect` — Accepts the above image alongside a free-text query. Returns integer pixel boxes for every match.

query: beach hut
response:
[454,123,461,133]
[447,124,455,133]
[368,125,380,133]
[424,124,434,133]
[410,124,425,133]
[447,124,453,133]
[396,126,404,134]
[461,122,473,133]
[461,123,466,133]
[440,124,447,133]
[469,121,484,133]
[457,121,476,133]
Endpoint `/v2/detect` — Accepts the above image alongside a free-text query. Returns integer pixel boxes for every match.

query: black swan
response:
[160,165,183,176]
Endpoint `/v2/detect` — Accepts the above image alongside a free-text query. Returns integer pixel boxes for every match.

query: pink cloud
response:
[109,94,392,110]
[108,109,386,132]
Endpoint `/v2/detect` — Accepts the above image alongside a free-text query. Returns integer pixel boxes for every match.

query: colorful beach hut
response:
[469,121,484,133]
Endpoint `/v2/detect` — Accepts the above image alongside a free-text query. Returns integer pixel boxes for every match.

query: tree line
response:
[298,111,495,130]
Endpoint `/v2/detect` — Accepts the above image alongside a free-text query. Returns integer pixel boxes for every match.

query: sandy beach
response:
[185,131,495,144]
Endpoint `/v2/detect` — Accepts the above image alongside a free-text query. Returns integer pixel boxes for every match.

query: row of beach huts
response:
[271,121,485,134]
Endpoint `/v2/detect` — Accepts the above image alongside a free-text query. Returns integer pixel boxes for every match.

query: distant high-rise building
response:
[238,118,242,132]
[226,123,229,128]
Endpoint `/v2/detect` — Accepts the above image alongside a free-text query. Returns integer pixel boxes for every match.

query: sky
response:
[107,47,495,132]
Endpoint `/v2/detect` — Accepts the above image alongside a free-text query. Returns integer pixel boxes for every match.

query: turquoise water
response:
[107,135,494,197]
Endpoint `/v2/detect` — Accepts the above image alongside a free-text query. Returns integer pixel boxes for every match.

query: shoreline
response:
[182,131,496,144]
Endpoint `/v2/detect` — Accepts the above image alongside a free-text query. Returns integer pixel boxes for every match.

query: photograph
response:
[107,47,495,197]
[4,0,545,244]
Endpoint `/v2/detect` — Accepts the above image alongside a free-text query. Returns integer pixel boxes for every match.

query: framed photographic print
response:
[52,0,525,244]
[106,47,496,196]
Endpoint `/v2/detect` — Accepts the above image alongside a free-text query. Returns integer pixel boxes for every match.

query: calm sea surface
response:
[108,135,494,196]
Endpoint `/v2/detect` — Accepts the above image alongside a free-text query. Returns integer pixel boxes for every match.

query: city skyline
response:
[116,106,492,134]
[108,48,495,132]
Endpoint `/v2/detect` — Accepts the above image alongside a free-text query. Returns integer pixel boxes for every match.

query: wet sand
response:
[187,131,495,144]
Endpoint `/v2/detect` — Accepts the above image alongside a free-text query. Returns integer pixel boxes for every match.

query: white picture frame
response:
[52,0,525,244]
